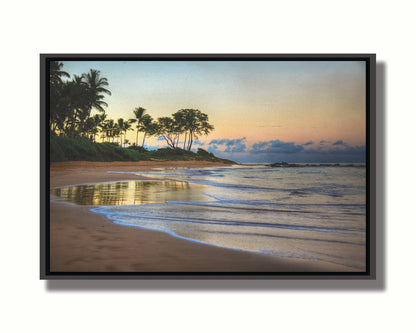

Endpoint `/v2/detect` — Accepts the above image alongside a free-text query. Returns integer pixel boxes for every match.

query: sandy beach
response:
[49,161,361,273]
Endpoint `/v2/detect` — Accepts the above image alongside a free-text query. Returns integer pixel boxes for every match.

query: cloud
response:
[251,141,269,149]
[209,137,246,146]
[251,139,304,154]
[333,140,347,146]
[207,144,219,154]
[202,137,365,163]
[302,140,314,146]
[247,138,365,163]
[208,137,247,153]
[225,144,246,153]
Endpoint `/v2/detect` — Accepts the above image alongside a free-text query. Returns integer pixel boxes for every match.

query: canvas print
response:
[43,55,373,277]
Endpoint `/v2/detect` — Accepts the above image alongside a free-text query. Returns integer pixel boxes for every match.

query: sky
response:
[61,60,366,163]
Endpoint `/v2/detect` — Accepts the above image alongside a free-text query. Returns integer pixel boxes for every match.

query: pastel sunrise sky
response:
[61,60,366,163]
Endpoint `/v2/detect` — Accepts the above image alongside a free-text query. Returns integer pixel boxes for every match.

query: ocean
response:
[52,164,366,270]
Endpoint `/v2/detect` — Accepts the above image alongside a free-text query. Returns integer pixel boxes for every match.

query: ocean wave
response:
[92,202,365,233]
[86,165,367,269]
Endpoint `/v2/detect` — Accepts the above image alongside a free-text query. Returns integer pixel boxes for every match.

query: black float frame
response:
[40,54,376,280]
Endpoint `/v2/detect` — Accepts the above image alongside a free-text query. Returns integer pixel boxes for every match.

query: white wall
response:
[1,1,413,332]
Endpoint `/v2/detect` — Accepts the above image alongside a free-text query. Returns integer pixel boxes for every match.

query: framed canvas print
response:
[40,54,376,279]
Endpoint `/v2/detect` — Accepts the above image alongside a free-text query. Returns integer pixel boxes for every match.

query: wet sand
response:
[49,161,361,273]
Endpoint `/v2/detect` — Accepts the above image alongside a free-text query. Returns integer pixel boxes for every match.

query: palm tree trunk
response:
[136,130,139,146]
[142,132,147,147]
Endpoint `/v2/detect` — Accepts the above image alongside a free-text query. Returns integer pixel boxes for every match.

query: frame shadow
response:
[45,61,386,292]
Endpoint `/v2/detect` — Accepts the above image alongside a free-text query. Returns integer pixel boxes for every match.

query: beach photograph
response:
[45,56,369,275]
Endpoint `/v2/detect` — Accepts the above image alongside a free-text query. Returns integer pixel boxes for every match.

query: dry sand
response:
[49,161,361,273]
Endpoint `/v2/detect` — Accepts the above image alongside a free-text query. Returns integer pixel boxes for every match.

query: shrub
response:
[196,148,213,157]
[50,136,235,164]
[128,145,148,153]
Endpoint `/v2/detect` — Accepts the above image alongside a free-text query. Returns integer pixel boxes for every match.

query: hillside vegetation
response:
[50,136,235,164]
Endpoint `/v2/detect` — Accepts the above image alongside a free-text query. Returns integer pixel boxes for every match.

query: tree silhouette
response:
[82,69,111,118]
[155,117,178,148]
[172,109,214,150]
[133,107,146,146]
[140,114,155,147]
[117,118,135,146]
[49,65,112,140]
[50,61,69,86]
[49,61,70,133]
[49,63,217,155]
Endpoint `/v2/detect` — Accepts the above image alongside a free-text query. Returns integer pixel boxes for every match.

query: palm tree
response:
[52,75,87,137]
[69,75,89,136]
[99,116,111,142]
[49,61,70,134]
[50,61,69,86]
[83,69,111,118]
[140,114,154,147]
[117,118,135,147]
[113,122,121,144]
[103,119,117,142]
[133,107,146,146]
[86,113,107,141]
[123,119,136,147]
[117,118,125,146]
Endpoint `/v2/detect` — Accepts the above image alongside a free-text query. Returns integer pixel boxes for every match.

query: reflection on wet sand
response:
[51,180,209,206]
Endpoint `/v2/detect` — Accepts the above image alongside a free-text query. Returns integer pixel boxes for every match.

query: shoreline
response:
[49,161,363,273]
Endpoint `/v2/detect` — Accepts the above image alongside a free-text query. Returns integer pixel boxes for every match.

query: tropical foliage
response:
[172,109,214,150]
[49,62,215,153]
[133,107,146,145]
[49,61,111,139]
[51,136,234,164]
